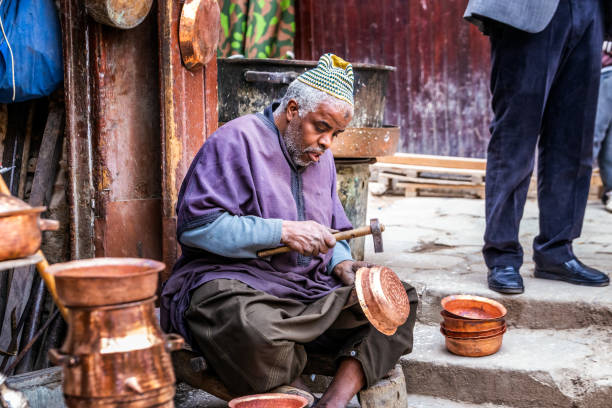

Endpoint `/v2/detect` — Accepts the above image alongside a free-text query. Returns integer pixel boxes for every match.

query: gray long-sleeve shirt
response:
[180,212,353,273]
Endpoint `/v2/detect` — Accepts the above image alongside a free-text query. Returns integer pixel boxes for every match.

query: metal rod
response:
[4,309,59,375]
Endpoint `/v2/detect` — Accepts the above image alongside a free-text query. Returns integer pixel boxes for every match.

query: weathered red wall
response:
[295,0,492,158]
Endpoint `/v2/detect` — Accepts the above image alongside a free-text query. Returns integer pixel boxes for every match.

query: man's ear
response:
[286,99,299,121]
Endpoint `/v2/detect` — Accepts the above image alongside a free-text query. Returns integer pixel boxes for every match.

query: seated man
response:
[160,54,418,408]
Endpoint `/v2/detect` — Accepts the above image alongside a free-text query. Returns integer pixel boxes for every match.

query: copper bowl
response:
[441,295,507,320]
[443,328,506,357]
[355,266,410,336]
[228,393,309,408]
[440,323,506,339]
[48,258,165,307]
[440,310,505,332]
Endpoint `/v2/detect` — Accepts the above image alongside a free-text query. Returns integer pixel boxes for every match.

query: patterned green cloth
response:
[218,0,295,59]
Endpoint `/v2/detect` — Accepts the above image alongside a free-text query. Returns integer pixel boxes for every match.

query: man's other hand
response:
[281,220,336,256]
[333,260,374,286]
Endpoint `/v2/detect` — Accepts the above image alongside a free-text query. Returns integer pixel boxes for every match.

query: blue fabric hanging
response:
[0,0,63,103]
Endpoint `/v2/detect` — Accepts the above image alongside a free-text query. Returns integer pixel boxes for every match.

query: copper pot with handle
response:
[49,298,183,407]
[0,193,59,262]
[47,258,183,408]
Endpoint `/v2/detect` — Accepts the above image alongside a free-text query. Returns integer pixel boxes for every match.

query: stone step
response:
[364,197,612,330]
[400,323,612,408]
[405,394,513,407]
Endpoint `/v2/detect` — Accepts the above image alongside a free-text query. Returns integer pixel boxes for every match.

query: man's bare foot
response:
[289,376,312,394]
[316,357,365,408]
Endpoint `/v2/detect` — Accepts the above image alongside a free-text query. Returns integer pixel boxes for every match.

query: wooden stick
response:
[257,224,385,258]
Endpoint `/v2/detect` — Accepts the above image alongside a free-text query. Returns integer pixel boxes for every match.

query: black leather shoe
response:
[534,258,610,286]
[488,266,524,294]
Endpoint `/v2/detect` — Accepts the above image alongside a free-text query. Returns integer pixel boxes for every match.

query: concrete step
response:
[405,394,513,407]
[401,323,612,408]
[364,196,612,330]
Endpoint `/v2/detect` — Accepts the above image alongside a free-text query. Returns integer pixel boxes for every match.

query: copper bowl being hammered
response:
[440,310,505,332]
[48,258,165,307]
[441,295,507,320]
[355,266,410,336]
[228,393,309,408]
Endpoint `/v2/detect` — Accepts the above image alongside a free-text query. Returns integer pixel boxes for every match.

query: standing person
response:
[464,0,611,294]
[593,41,612,213]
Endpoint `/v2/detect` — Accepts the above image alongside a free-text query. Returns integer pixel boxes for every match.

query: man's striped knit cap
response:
[296,53,354,106]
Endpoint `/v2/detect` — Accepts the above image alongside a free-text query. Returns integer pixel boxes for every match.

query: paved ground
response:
[173,194,612,407]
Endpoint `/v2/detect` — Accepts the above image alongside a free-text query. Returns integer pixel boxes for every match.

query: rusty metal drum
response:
[217,58,394,128]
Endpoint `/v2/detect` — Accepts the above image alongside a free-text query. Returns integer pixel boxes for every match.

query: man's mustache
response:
[304,146,326,155]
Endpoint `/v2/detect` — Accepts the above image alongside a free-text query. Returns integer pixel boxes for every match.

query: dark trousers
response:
[484,0,604,269]
[185,279,418,396]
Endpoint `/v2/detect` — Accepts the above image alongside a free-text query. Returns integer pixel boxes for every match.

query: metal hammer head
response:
[370,218,384,253]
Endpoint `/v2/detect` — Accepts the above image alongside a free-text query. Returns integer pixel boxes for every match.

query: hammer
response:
[257,218,385,257]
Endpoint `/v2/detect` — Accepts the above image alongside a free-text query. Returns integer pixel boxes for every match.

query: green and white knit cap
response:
[296,53,354,106]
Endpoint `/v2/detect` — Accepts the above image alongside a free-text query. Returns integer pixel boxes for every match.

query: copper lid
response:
[0,193,45,217]
[355,266,410,336]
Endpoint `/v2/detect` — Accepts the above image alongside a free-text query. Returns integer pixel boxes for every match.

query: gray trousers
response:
[594,69,612,194]
[185,278,418,396]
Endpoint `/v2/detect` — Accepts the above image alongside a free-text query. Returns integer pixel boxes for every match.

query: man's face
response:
[284,99,353,167]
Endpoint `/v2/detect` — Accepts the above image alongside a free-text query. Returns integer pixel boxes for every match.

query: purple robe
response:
[160,106,352,341]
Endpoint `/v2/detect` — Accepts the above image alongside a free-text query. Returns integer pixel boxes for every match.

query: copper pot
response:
[440,310,505,332]
[49,297,183,407]
[48,258,165,307]
[441,295,507,320]
[0,194,59,261]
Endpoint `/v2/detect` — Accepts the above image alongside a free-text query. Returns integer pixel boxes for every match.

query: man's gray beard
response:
[283,118,311,167]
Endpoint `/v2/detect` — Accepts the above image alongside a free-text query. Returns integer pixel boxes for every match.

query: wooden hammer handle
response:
[257,224,385,258]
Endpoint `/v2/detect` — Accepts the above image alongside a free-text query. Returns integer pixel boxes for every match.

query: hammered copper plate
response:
[228,393,308,408]
[355,266,410,336]
[441,295,507,320]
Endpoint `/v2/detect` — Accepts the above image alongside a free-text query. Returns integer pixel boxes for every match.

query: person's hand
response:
[281,220,336,256]
[332,260,374,286]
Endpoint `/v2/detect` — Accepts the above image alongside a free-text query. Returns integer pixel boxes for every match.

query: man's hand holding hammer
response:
[279,219,380,286]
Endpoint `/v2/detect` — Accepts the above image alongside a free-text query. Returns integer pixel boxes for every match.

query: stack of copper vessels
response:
[47,258,183,407]
[439,295,507,357]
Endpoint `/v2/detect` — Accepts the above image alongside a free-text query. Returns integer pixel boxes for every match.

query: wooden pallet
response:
[372,161,486,198]
[372,155,604,200]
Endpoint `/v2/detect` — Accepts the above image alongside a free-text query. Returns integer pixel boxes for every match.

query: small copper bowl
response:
[440,310,505,332]
[228,393,309,408]
[355,266,410,336]
[440,323,506,339]
[49,258,165,307]
[441,295,507,320]
[443,328,506,357]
